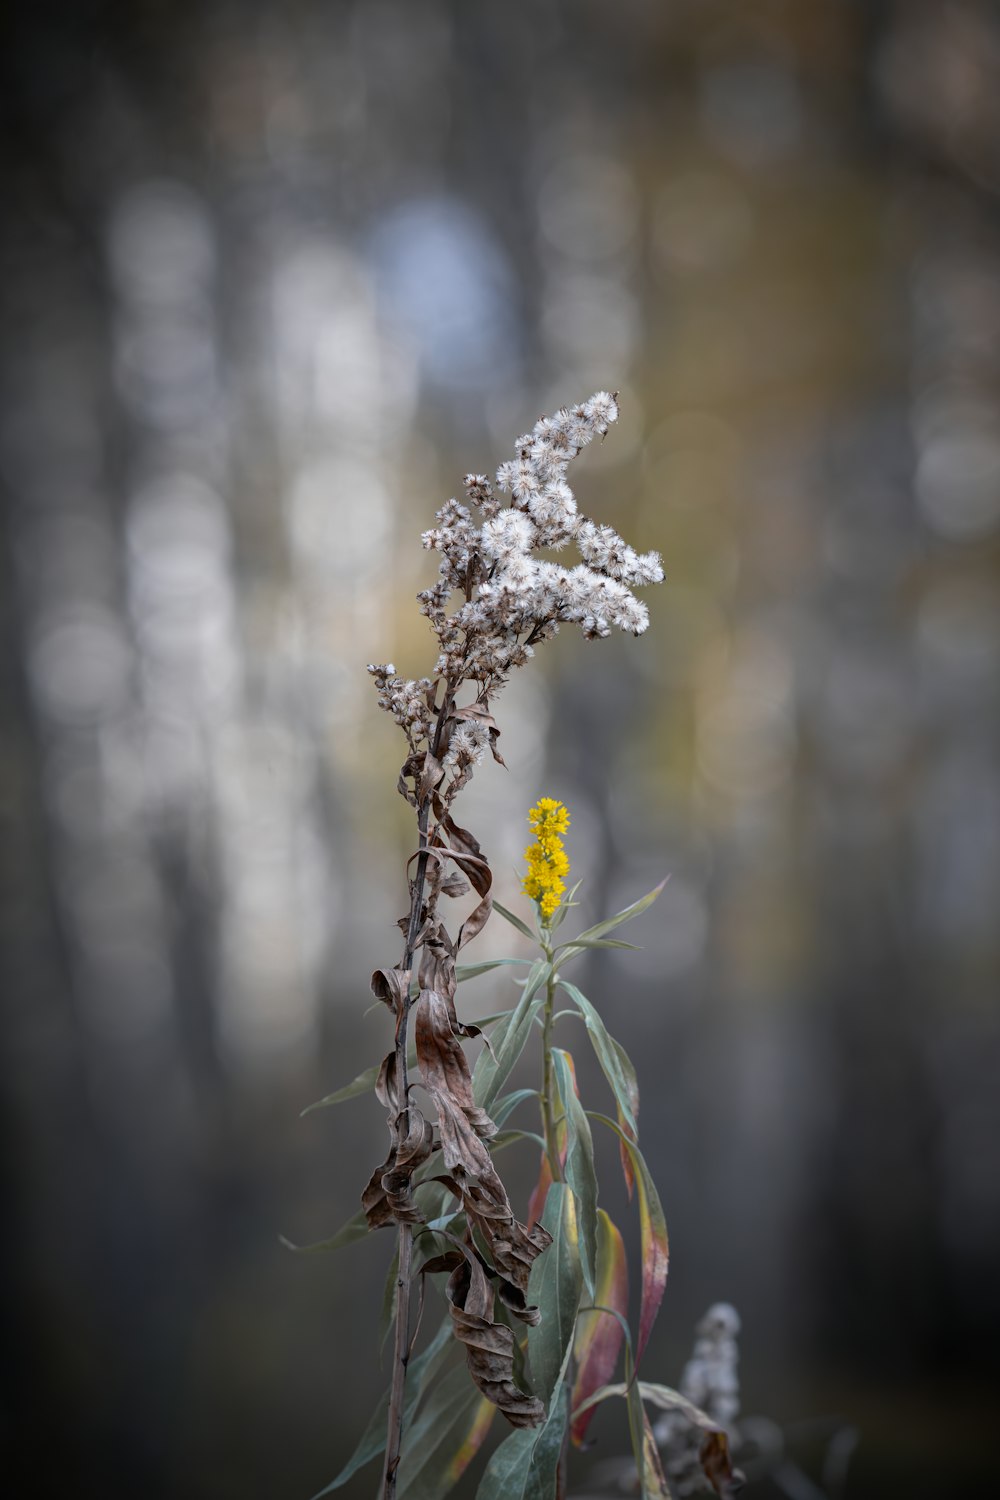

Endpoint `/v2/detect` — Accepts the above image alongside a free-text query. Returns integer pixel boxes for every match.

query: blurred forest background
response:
[1,1,999,1497]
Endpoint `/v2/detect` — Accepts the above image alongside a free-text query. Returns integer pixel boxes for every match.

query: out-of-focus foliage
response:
[1,2,998,1497]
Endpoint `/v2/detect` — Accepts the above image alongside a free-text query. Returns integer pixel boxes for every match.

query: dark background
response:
[2,2,999,1497]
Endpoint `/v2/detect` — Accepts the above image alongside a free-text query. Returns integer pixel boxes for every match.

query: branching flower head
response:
[523,797,571,921]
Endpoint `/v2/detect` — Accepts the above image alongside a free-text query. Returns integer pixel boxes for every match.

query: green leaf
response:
[551,1049,598,1302]
[490,1088,539,1130]
[397,1363,496,1500]
[571,1210,629,1447]
[549,879,583,932]
[300,1051,417,1115]
[633,1386,741,1496]
[470,1008,516,1029]
[567,879,667,947]
[475,1380,569,1500]
[492,899,537,942]
[413,1177,457,1226]
[627,1363,671,1499]
[557,980,638,1137]
[526,1182,583,1404]
[473,960,550,1111]
[572,1365,670,1499]
[589,1115,668,1369]
[491,1128,548,1153]
[279,1208,369,1255]
[554,937,641,964]
[310,1315,454,1496]
[457,958,532,982]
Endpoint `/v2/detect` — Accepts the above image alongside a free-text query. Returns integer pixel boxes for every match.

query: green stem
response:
[539,936,562,1184]
[538,934,573,1496]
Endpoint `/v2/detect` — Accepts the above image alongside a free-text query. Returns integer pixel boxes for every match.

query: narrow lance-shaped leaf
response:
[456,957,532,982]
[491,1129,547,1154]
[557,980,638,1137]
[548,878,582,931]
[396,1362,497,1500]
[309,1314,454,1496]
[475,1381,569,1500]
[610,1033,640,1199]
[300,1050,417,1115]
[571,1209,629,1448]
[571,1381,743,1500]
[279,1207,369,1255]
[626,1384,743,1500]
[554,937,642,964]
[525,1181,583,1404]
[525,1105,567,1233]
[491,1088,540,1131]
[491,898,537,943]
[552,1048,598,1301]
[628,1385,672,1500]
[590,1113,668,1369]
[473,960,550,1112]
[566,878,667,946]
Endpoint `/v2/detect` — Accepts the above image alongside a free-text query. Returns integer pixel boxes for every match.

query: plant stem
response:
[380,686,454,1500]
[540,936,574,1495]
[539,939,563,1184]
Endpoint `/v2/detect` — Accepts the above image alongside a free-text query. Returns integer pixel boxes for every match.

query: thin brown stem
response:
[380,683,455,1500]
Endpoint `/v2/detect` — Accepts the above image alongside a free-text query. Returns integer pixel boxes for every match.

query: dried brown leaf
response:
[434,811,494,948]
[397,752,423,808]
[415,987,552,1322]
[699,1430,744,1499]
[415,988,496,1144]
[419,751,444,803]
[421,1242,545,1429]
[375,1051,399,1111]
[371,966,410,1015]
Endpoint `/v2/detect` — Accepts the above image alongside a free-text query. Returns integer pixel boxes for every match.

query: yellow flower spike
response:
[522,797,571,923]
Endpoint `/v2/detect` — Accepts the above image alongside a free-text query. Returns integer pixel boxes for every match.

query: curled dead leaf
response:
[371,967,410,1015]
[419,1241,545,1429]
[415,988,496,1143]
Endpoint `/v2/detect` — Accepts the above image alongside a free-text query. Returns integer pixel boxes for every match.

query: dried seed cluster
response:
[367,391,664,785]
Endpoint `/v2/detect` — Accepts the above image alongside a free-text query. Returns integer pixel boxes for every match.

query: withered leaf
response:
[488,1217,552,1325]
[397,752,423,808]
[362,1106,434,1230]
[434,811,494,949]
[699,1430,744,1499]
[421,1242,545,1429]
[418,751,444,803]
[415,988,496,1144]
[637,1385,744,1496]
[371,966,410,1014]
[374,1051,399,1112]
[415,987,552,1323]
[362,1151,422,1230]
[440,871,471,898]
[418,927,482,1041]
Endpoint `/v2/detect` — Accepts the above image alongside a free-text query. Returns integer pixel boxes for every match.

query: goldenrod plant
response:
[287,396,742,1498]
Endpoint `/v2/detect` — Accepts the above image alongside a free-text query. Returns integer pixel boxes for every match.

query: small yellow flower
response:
[522,797,571,922]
